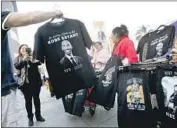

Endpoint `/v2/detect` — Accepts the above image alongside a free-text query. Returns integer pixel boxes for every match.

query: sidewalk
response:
[14,86,118,127]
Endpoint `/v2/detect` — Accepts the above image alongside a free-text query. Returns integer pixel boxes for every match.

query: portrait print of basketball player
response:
[102,72,112,87]
[60,40,83,73]
[102,66,115,87]
[127,78,145,110]
[155,42,163,57]
[167,85,177,113]
[131,79,142,105]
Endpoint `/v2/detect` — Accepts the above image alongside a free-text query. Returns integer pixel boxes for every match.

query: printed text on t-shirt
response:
[47,30,79,44]
[150,34,168,46]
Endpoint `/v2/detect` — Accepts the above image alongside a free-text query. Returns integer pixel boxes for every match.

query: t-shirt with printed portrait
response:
[33,18,97,99]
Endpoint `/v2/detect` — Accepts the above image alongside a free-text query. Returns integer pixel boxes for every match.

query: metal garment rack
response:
[117,58,177,72]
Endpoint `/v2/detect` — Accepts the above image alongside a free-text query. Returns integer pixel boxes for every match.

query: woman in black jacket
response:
[14,44,45,126]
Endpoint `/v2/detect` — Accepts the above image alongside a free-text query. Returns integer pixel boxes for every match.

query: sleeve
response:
[14,57,27,70]
[125,41,138,63]
[79,21,93,49]
[137,35,146,54]
[1,11,13,31]
[33,29,45,63]
[136,39,141,54]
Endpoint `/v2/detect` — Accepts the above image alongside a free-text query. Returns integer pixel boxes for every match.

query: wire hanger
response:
[50,13,65,24]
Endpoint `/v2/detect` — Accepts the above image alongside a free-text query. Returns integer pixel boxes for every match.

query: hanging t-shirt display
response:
[137,33,151,62]
[137,25,175,62]
[117,68,153,128]
[155,64,177,128]
[33,18,97,99]
[88,55,121,108]
[62,89,87,117]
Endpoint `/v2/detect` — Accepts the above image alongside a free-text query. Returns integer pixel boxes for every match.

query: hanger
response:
[156,25,166,34]
[50,13,65,24]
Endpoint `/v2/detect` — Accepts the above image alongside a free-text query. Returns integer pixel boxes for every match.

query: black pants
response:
[21,83,41,119]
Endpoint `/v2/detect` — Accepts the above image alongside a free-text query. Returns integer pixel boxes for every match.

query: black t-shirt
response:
[155,64,177,128]
[62,89,87,117]
[88,55,122,108]
[33,18,97,99]
[137,33,150,62]
[137,25,175,62]
[117,69,153,128]
[1,11,17,96]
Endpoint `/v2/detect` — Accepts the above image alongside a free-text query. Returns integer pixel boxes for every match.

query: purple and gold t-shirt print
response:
[126,78,145,111]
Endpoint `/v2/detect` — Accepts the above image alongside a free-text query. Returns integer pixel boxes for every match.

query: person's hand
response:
[28,56,33,61]
[52,4,63,18]
[23,54,32,61]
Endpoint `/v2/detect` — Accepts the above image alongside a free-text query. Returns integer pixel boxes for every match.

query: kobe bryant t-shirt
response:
[33,18,97,99]
[117,70,153,128]
[155,65,177,128]
[137,25,175,62]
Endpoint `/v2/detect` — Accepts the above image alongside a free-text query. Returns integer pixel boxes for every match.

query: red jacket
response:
[113,35,138,64]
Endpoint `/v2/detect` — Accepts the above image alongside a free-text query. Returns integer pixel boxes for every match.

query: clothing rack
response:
[117,58,177,72]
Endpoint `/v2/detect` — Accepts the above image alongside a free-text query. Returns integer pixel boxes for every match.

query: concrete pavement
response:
[8,86,118,127]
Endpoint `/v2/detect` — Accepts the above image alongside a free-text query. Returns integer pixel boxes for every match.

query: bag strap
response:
[16,57,22,76]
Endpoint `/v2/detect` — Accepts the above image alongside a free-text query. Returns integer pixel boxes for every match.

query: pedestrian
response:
[1,9,63,127]
[14,44,45,126]
[111,24,138,65]
[91,41,110,71]
[111,24,138,128]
